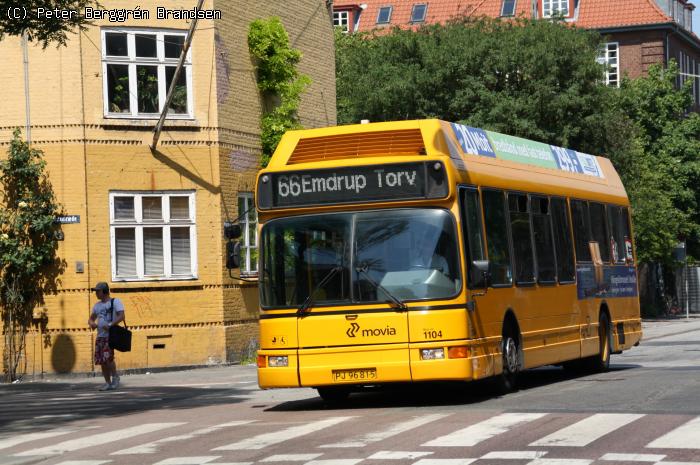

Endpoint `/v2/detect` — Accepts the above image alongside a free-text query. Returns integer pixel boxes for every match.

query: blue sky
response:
[695,4,699,34]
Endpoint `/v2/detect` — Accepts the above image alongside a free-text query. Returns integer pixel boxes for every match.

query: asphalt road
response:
[1,318,700,465]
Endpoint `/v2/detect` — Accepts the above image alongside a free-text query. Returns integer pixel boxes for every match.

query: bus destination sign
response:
[257,162,448,209]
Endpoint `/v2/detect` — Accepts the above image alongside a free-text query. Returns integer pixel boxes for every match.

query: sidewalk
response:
[3,319,700,389]
[641,315,700,340]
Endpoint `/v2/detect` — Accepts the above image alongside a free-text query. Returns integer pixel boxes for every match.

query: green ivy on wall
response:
[248,17,310,167]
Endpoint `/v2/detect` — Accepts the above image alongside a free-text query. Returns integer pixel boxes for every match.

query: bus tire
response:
[317,386,350,403]
[586,312,612,372]
[496,322,520,394]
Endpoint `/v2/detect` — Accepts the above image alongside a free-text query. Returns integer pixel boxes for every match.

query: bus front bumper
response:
[257,341,489,389]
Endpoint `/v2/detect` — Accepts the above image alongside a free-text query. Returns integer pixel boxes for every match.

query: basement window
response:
[102,28,192,119]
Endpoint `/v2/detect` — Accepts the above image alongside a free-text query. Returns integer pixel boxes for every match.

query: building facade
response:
[0,0,336,376]
[333,0,700,108]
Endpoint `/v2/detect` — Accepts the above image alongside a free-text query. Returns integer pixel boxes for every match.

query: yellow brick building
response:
[0,0,336,376]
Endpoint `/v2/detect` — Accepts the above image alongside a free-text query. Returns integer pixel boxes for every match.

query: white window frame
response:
[542,0,569,17]
[501,0,517,17]
[238,193,258,276]
[333,10,350,33]
[101,28,194,119]
[110,191,198,281]
[410,4,428,23]
[598,42,620,87]
[377,6,393,24]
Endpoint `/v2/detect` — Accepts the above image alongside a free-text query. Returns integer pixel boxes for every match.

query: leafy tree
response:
[336,17,700,271]
[0,0,98,47]
[0,130,64,381]
[248,17,310,167]
[615,62,700,264]
[337,17,615,152]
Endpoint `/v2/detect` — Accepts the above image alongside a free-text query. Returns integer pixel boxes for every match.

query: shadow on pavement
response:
[267,364,641,412]
[0,382,250,433]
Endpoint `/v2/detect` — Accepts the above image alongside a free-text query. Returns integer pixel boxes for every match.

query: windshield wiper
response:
[355,263,407,311]
[298,265,343,316]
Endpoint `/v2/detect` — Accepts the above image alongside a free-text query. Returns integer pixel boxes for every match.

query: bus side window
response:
[482,189,513,286]
[508,192,535,285]
[589,202,610,263]
[607,205,632,264]
[531,196,557,284]
[570,200,591,262]
[621,207,633,263]
[551,197,576,283]
[459,187,487,288]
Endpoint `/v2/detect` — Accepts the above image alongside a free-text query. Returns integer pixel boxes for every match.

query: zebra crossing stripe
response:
[525,460,592,465]
[368,451,433,460]
[321,414,450,448]
[0,427,98,451]
[482,451,548,460]
[213,417,354,450]
[530,414,644,447]
[112,421,255,455]
[422,413,547,447]
[303,461,363,465]
[261,455,324,462]
[600,453,666,462]
[646,416,700,449]
[14,423,184,456]
[412,460,477,465]
[152,458,220,465]
[52,461,111,465]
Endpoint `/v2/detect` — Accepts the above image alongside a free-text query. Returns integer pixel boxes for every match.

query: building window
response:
[110,191,197,281]
[333,10,350,33]
[238,193,258,275]
[410,4,428,23]
[501,0,517,16]
[542,0,569,17]
[102,29,192,118]
[377,6,393,24]
[597,42,619,87]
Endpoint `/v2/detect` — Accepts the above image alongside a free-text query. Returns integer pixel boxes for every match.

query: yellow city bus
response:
[253,119,641,402]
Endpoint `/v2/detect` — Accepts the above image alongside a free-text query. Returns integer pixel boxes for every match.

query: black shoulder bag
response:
[108,298,132,352]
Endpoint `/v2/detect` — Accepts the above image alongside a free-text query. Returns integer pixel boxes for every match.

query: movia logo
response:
[346,322,360,337]
[346,323,397,337]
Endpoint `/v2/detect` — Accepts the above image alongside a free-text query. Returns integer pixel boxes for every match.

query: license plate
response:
[332,368,377,382]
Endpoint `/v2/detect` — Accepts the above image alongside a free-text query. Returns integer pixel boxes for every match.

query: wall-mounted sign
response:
[54,215,80,224]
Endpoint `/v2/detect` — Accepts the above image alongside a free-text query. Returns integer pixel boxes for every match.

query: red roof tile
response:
[576,0,671,28]
[334,0,694,33]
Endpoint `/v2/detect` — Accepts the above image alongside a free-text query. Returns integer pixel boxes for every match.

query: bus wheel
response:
[317,386,350,403]
[496,325,520,394]
[586,312,611,372]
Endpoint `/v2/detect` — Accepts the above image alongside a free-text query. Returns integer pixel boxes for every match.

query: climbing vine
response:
[248,17,310,167]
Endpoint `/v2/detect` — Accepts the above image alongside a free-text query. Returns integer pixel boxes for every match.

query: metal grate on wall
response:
[287,129,426,165]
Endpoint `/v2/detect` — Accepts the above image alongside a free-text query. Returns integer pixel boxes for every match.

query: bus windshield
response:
[260,209,461,308]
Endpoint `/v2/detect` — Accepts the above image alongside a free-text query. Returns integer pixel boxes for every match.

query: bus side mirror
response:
[471,260,491,288]
[224,224,242,240]
[226,241,241,269]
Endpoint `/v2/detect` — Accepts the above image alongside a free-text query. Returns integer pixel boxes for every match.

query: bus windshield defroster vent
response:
[287,129,426,165]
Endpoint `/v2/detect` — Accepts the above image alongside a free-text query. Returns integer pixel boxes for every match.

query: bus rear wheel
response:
[317,386,350,403]
[583,312,611,373]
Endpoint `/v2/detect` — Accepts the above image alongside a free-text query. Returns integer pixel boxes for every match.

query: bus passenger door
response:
[458,187,487,336]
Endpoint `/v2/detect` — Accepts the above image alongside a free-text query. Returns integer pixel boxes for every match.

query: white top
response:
[92,298,125,338]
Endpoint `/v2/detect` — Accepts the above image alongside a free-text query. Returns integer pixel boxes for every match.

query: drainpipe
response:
[22,30,31,144]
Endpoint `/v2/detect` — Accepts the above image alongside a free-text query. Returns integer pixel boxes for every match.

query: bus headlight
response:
[420,348,445,360]
[268,356,289,367]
